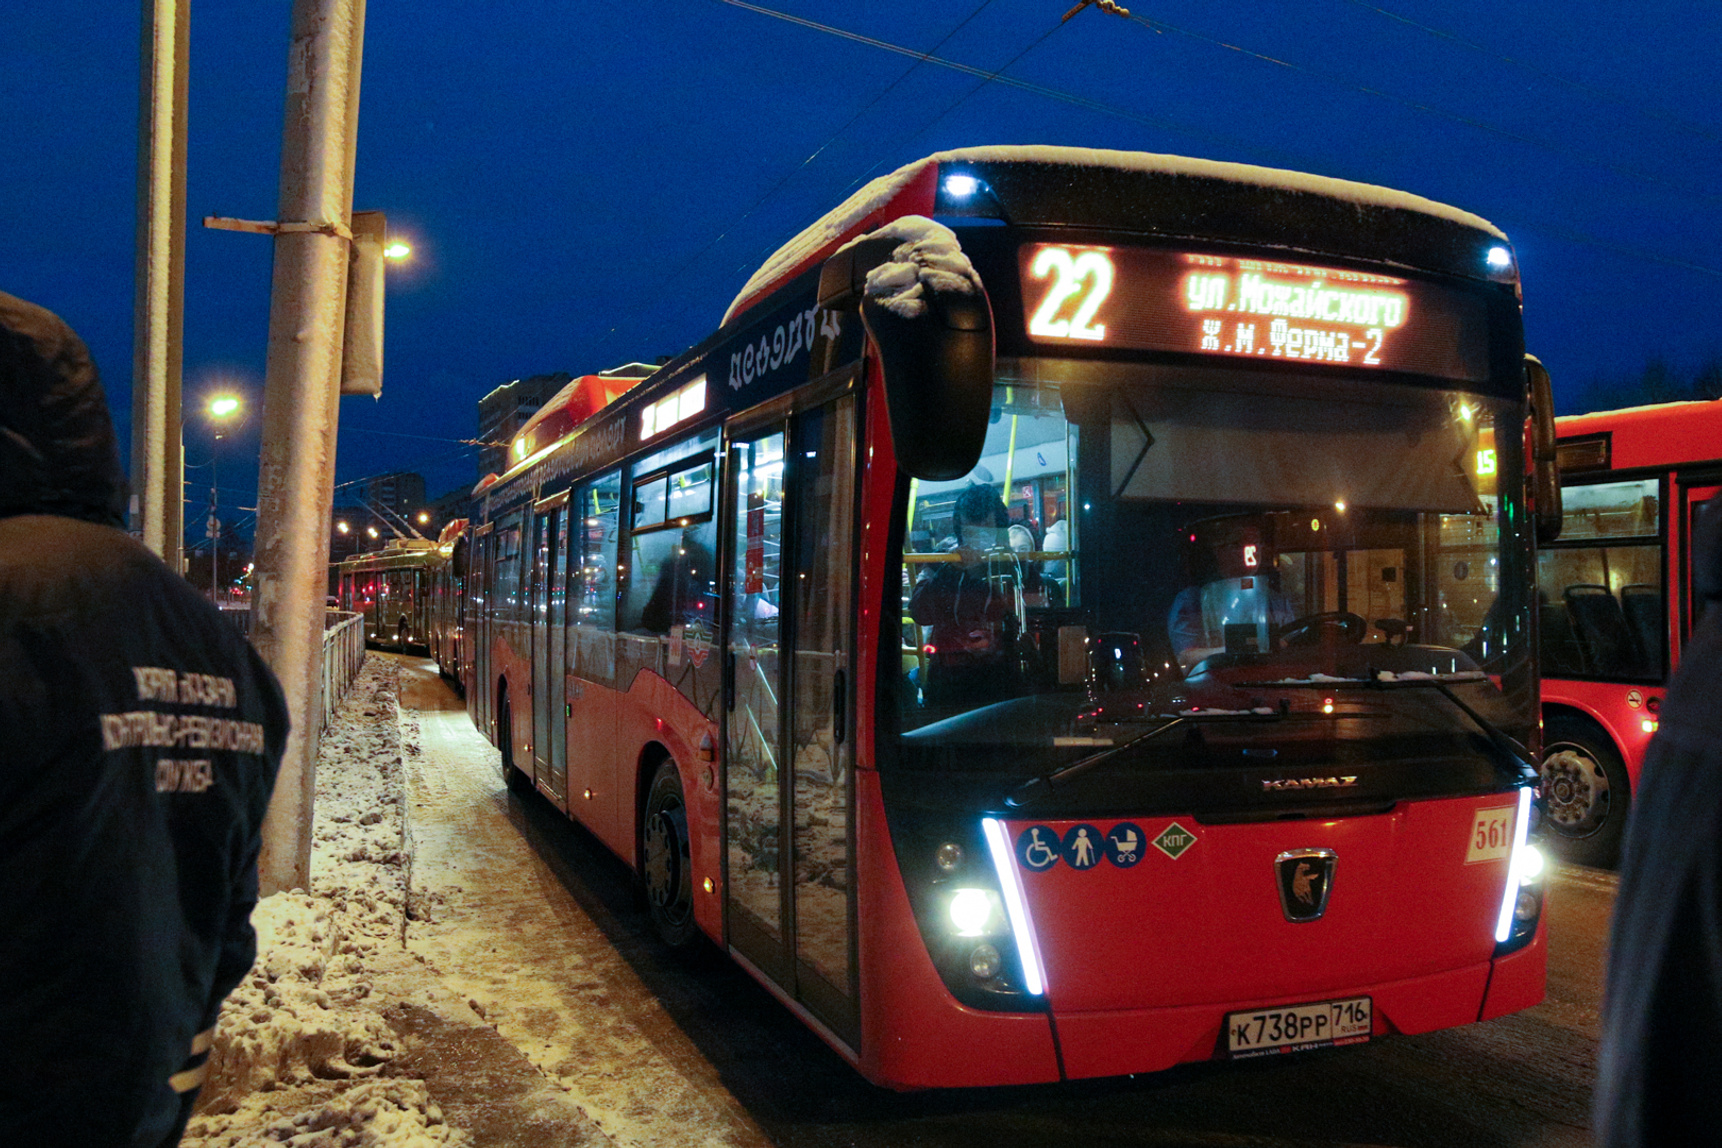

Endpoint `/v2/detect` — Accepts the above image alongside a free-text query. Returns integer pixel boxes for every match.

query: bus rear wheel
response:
[1540,715,1628,868]
[499,688,531,794]
[642,759,696,948]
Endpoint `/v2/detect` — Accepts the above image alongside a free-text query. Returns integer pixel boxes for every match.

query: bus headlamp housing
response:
[885,806,1047,1010]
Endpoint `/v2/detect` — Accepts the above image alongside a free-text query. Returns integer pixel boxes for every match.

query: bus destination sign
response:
[1018,244,1488,382]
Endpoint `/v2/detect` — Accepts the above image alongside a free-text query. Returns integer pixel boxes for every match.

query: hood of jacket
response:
[0,290,128,528]
[1696,494,1722,602]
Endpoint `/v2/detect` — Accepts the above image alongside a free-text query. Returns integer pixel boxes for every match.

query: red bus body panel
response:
[989,796,1537,1080]
[1538,678,1661,786]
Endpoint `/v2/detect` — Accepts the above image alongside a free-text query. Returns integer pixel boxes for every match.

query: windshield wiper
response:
[1232,675,1537,783]
[1005,710,1285,809]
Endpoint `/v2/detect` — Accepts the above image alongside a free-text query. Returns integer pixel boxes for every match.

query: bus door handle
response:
[833,666,847,744]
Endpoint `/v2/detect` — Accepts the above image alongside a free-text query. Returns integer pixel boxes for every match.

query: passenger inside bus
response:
[1167,528,1298,670]
[637,521,718,636]
[907,483,1020,707]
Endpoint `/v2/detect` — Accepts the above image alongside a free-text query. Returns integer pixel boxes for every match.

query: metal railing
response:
[320,611,366,733]
[224,606,366,736]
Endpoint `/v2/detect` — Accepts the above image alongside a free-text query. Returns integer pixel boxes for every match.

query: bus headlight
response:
[1494,787,1546,953]
[1517,842,1545,884]
[948,888,1002,936]
[982,817,1047,996]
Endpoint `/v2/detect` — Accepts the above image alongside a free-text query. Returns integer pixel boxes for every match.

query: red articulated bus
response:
[463,146,1553,1088]
[1536,398,1722,866]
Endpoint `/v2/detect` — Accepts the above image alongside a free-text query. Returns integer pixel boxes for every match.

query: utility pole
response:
[252,0,367,894]
[130,0,188,567]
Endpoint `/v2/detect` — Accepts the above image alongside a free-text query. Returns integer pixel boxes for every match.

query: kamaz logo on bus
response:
[1262,775,1360,792]
[728,307,839,391]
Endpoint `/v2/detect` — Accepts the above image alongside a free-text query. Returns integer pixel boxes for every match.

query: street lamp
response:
[205,392,242,603]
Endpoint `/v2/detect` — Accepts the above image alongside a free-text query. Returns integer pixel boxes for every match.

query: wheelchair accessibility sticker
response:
[1017,826,1062,871]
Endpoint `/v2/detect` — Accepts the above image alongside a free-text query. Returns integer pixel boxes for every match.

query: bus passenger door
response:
[567,471,621,843]
[723,395,859,1045]
[531,495,570,808]
[470,524,494,740]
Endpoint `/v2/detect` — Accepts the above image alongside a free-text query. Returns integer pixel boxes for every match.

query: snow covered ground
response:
[181,655,766,1148]
[184,658,468,1148]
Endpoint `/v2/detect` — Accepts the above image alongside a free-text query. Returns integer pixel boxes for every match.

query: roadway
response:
[397,653,1610,1148]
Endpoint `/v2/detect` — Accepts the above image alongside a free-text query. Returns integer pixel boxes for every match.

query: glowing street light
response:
[204,392,244,603]
[384,240,411,260]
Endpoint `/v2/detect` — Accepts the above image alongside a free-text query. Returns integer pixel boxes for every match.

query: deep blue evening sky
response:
[4,1,1719,512]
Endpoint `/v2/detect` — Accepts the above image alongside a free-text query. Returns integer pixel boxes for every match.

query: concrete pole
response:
[253,0,366,894]
[130,0,187,569]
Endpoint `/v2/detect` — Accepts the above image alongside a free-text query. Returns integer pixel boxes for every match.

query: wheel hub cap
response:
[1541,747,1608,833]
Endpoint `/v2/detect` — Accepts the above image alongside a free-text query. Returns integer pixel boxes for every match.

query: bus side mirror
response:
[819,237,995,481]
[1526,354,1562,544]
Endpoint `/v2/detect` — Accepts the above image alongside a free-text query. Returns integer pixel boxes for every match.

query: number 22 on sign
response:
[1466,805,1516,864]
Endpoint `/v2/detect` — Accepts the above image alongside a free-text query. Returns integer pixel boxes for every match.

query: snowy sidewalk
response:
[183,655,764,1148]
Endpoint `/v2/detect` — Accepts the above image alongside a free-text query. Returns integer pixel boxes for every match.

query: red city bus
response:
[1536,398,1722,865]
[464,147,1552,1088]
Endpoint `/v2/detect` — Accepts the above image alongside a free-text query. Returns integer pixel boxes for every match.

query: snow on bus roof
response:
[1559,397,1722,425]
[723,145,1505,326]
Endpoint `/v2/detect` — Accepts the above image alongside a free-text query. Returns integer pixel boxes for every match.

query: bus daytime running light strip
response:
[1493,786,1537,944]
[981,818,1048,996]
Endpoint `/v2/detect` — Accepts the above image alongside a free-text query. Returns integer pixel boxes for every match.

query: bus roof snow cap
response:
[827,217,994,481]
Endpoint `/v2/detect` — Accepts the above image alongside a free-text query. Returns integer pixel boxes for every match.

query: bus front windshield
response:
[893,359,1530,778]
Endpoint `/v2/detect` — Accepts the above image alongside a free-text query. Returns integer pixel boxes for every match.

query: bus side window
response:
[620,445,719,637]
[572,470,621,687]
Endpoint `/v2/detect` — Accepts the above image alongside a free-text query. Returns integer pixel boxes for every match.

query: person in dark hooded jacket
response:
[1596,494,1722,1147]
[0,291,289,1147]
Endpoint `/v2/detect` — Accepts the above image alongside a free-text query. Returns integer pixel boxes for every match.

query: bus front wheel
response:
[1540,715,1628,868]
[642,759,696,948]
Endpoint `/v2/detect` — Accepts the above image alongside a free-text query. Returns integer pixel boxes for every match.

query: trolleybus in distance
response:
[425,518,470,686]
[1535,397,1722,865]
[464,146,1555,1088]
[334,538,443,652]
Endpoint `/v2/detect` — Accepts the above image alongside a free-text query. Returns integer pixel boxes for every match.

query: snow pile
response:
[189,1079,455,1148]
[185,659,463,1147]
[848,216,981,319]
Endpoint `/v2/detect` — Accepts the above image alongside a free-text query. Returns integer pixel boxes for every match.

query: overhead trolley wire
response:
[611,0,1002,358]
[714,3,1079,293]
[1117,9,1722,208]
[1337,0,1722,146]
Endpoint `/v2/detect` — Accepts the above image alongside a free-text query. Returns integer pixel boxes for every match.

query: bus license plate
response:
[1225,996,1372,1059]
